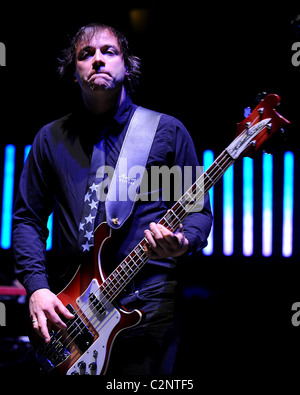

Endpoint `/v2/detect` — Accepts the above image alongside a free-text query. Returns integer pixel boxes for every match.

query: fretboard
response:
[99,149,234,303]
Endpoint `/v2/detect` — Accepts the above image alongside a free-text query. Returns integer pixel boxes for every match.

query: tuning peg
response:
[255,92,267,104]
[258,107,265,120]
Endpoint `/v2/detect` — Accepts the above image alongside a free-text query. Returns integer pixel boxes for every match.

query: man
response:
[12,23,212,375]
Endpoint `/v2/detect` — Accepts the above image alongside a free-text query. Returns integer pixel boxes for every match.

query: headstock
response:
[226,94,290,160]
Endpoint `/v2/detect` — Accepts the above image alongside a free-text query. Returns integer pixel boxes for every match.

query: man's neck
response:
[82,85,126,115]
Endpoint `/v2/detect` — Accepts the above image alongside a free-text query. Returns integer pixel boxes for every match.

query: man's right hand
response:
[29,288,74,342]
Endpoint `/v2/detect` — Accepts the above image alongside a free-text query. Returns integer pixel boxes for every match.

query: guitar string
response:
[43,150,235,360]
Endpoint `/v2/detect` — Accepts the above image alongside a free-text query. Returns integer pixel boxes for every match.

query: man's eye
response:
[104,49,116,56]
[78,51,92,60]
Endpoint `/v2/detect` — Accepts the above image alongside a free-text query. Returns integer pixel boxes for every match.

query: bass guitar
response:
[29,94,290,375]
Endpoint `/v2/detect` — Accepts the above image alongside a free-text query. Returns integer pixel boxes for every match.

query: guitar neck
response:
[99,149,235,303]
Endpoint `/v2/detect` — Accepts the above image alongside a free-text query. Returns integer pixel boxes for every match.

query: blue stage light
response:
[282,151,294,257]
[262,153,273,256]
[202,150,214,255]
[243,157,254,256]
[223,164,234,256]
[1,145,16,249]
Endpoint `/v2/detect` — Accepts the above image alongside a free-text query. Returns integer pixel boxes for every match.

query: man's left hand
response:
[144,222,189,259]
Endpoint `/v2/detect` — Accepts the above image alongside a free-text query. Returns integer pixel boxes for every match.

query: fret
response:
[170,208,180,223]
[188,181,204,202]
[206,163,222,181]
[204,151,234,190]
[110,271,123,290]
[214,160,225,172]
[167,209,181,228]
[204,172,214,185]
[120,260,134,278]
[134,244,146,262]
[131,250,142,268]
[127,255,138,273]
[177,198,187,213]
[193,179,204,194]
[102,273,121,298]
[184,190,196,206]
[171,201,185,219]
[161,215,173,231]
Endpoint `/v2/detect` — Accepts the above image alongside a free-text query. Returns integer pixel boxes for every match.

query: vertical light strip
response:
[262,153,273,256]
[1,145,16,249]
[282,151,294,257]
[202,150,214,255]
[24,145,32,163]
[223,164,234,255]
[46,215,53,251]
[243,157,254,256]
[23,144,53,251]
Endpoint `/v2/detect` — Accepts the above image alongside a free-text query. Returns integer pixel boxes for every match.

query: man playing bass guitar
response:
[12,23,213,375]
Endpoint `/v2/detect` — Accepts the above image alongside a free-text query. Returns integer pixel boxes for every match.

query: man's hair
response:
[57,23,141,93]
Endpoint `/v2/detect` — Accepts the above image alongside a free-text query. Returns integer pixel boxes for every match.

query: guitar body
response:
[29,222,144,375]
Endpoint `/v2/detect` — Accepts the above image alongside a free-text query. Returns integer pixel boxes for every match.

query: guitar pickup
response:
[89,293,106,316]
[62,304,95,353]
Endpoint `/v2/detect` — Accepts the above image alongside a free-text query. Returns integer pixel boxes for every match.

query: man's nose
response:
[93,49,105,69]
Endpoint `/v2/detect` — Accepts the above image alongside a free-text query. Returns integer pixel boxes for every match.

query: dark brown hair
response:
[57,23,141,93]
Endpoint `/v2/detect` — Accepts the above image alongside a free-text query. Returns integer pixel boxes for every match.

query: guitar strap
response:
[105,106,162,230]
[78,106,162,252]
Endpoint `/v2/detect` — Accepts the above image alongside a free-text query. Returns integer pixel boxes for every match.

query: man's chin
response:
[89,83,108,91]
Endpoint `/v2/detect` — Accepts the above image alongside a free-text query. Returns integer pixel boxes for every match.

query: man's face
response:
[75,29,127,93]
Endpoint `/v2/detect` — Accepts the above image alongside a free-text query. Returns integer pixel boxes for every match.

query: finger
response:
[36,312,51,343]
[46,309,68,331]
[31,316,39,332]
[175,223,184,233]
[144,229,162,258]
[148,222,165,245]
[144,228,157,249]
[156,224,179,246]
[56,300,74,320]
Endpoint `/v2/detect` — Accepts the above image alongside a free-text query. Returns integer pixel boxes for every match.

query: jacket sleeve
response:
[12,126,55,296]
[170,117,213,255]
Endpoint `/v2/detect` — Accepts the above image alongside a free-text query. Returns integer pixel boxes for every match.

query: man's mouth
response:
[89,71,111,78]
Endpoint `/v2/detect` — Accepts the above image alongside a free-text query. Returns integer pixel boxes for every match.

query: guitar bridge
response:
[36,303,95,372]
[36,331,71,371]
